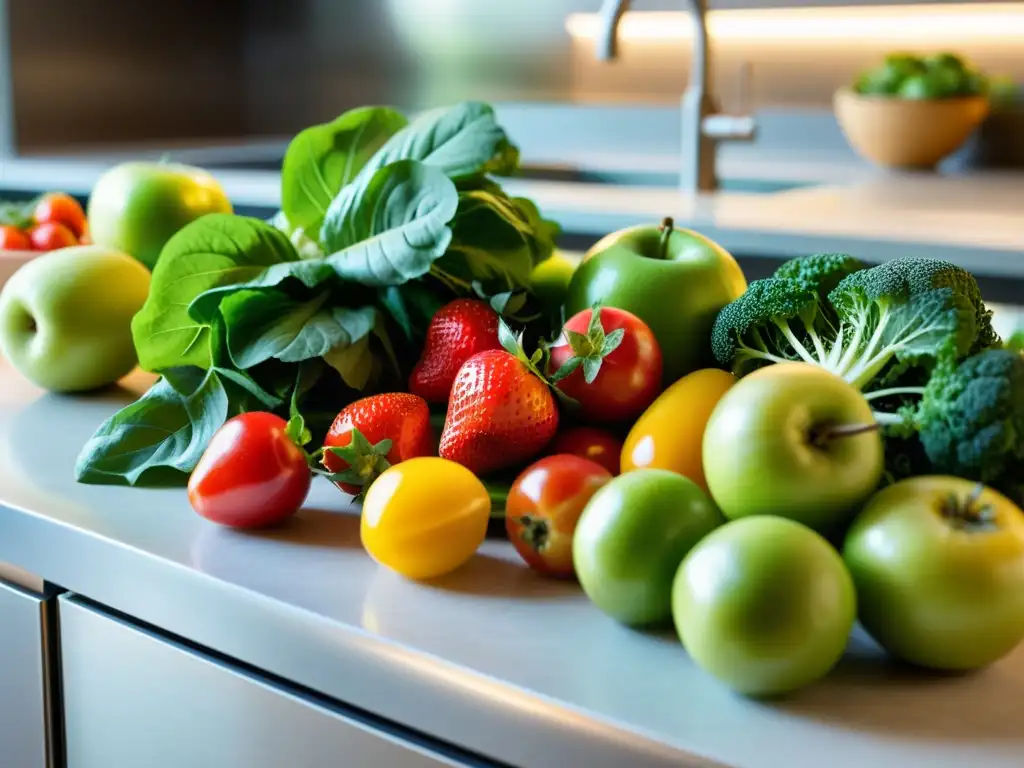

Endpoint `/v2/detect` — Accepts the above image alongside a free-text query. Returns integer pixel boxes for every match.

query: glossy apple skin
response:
[573,468,725,627]
[565,224,747,384]
[88,161,233,269]
[0,245,151,392]
[702,363,885,534]
[844,476,1024,671]
[673,516,856,698]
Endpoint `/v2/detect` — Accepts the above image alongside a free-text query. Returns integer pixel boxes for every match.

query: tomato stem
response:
[658,217,675,260]
[516,515,551,552]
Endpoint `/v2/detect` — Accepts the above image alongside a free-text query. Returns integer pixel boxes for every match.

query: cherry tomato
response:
[548,306,662,423]
[28,221,78,251]
[34,193,88,238]
[0,225,31,251]
[506,454,612,578]
[188,412,311,529]
[550,426,622,475]
[361,457,491,580]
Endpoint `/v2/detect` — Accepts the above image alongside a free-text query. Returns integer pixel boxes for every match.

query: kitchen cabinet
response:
[58,595,476,768]
[0,578,59,768]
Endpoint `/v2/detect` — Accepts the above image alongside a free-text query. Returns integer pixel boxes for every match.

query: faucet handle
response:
[738,61,755,115]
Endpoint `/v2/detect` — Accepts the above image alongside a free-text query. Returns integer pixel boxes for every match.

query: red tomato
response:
[506,454,612,578]
[188,412,311,529]
[0,225,31,251]
[34,193,88,238]
[550,426,623,475]
[28,221,78,251]
[548,306,662,423]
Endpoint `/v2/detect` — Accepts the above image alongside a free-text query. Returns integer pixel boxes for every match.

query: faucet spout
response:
[596,0,630,61]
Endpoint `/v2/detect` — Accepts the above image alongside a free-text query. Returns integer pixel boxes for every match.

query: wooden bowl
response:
[0,251,39,291]
[834,88,990,170]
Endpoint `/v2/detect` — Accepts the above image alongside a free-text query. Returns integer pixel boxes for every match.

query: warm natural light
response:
[566,3,1024,43]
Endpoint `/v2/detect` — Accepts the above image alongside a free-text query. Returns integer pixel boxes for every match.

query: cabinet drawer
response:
[59,596,471,768]
[0,579,57,768]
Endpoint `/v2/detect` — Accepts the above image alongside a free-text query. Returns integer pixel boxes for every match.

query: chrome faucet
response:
[596,0,757,193]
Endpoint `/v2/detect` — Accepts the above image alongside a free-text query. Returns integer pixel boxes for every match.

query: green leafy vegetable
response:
[78,100,559,488]
[132,214,299,372]
[218,289,377,369]
[74,368,230,486]
[281,106,408,238]
[321,159,459,286]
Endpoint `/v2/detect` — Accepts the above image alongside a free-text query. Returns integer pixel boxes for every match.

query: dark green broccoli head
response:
[772,253,865,298]
[710,277,820,375]
[918,348,1024,498]
[830,257,997,356]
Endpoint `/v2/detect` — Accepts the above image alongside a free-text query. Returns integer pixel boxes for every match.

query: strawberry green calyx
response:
[317,427,393,493]
[549,304,625,384]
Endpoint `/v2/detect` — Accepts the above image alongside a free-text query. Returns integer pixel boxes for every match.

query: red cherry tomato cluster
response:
[0,193,89,252]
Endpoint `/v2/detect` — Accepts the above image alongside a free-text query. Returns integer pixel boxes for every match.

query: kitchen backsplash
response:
[2,0,1022,155]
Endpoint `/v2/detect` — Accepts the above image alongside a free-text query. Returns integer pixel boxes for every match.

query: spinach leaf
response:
[131,214,299,372]
[357,101,518,182]
[323,313,397,390]
[281,106,408,240]
[322,102,519,244]
[435,187,554,292]
[320,159,460,286]
[218,288,378,369]
[379,282,446,343]
[74,367,230,486]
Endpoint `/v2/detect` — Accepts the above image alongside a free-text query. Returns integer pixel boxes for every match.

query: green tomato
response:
[843,476,1024,671]
[573,469,725,627]
[702,363,885,535]
[88,161,233,270]
[673,516,855,698]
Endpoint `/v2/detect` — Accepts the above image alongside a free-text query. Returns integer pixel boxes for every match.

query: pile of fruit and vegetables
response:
[2,100,1024,701]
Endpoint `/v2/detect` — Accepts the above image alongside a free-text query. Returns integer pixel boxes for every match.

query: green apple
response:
[88,161,233,270]
[702,363,884,534]
[0,245,151,392]
[573,468,725,627]
[565,218,747,384]
[529,249,577,311]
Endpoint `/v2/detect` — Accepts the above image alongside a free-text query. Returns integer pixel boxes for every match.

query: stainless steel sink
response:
[514,166,814,194]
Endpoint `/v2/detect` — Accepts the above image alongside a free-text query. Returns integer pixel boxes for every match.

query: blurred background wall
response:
[2,0,1023,154]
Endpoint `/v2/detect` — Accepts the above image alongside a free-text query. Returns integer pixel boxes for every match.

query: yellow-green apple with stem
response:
[0,245,151,392]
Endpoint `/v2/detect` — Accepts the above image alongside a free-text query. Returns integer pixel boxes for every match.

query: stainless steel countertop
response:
[0,359,1022,768]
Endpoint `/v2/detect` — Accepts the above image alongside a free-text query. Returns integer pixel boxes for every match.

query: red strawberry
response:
[440,340,560,477]
[321,393,434,496]
[409,298,501,404]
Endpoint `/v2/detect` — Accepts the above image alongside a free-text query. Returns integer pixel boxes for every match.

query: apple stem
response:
[810,422,880,448]
[658,217,675,260]
[942,483,997,531]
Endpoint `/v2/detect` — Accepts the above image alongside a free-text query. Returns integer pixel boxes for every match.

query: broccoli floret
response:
[915,348,1024,502]
[773,253,865,298]
[713,257,986,391]
[710,277,825,378]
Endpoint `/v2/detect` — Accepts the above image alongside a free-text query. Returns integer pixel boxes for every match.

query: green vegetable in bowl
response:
[853,51,991,99]
[74,101,560,487]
